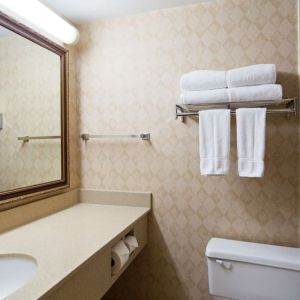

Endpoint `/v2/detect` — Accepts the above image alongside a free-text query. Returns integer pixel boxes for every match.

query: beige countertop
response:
[0,203,150,300]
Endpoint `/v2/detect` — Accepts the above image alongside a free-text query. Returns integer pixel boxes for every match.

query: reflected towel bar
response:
[18,135,61,142]
[81,133,150,141]
[175,98,298,120]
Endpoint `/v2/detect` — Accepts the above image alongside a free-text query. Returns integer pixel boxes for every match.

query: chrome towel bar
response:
[81,133,150,141]
[176,98,298,120]
[18,135,61,142]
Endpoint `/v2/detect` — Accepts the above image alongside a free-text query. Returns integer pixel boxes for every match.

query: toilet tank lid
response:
[206,238,300,271]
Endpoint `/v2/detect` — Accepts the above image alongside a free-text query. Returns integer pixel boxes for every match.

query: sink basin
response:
[0,254,37,299]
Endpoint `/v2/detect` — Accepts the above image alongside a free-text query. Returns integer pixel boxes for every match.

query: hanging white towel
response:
[181,89,229,105]
[180,70,227,91]
[227,64,276,88]
[199,109,231,175]
[228,84,282,102]
[236,108,267,178]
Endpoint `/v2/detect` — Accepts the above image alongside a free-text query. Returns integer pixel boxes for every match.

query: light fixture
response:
[0,0,79,44]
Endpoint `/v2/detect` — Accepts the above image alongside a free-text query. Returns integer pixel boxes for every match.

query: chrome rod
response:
[180,98,294,108]
[18,135,61,142]
[176,108,296,117]
[81,133,150,141]
[175,98,298,120]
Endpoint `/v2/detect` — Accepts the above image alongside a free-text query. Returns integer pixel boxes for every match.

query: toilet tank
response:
[206,238,300,300]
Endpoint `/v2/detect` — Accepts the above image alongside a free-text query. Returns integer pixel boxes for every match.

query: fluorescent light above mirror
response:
[0,0,79,44]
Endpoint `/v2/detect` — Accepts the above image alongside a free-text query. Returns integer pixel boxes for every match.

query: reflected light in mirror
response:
[0,0,79,44]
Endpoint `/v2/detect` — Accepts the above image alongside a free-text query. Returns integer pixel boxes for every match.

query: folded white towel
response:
[227,64,276,88]
[181,89,229,105]
[228,84,282,102]
[199,109,231,175]
[236,108,266,178]
[181,70,227,91]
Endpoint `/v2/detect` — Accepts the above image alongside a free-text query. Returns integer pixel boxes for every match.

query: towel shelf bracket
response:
[175,98,298,122]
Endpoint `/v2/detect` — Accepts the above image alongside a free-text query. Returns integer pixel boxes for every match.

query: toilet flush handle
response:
[216,259,232,270]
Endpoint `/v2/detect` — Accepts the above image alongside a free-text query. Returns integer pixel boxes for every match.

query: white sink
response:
[0,254,37,299]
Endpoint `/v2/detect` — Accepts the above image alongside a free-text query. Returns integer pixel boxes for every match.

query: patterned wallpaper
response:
[0,32,61,191]
[76,0,299,299]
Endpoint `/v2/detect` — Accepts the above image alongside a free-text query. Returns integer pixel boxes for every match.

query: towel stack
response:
[181,64,282,104]
[181,64,279,178]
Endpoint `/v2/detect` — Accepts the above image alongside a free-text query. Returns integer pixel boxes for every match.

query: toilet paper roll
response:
[111,240,130,275]
[124,235,139,254]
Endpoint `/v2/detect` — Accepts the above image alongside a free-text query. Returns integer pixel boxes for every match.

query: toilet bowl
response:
[206,238,300,300]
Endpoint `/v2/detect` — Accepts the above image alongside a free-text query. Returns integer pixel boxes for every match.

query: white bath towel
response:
[199,109,231,175]
[180,70,227,91]
[228,84,282,102]
[236,108,266,178]
[227,64,276,88]
[181,89,229,105]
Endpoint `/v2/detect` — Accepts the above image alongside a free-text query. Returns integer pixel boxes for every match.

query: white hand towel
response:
[181,89,229,105]
[181,70,227,91]
[199,109,231,175]
[228,84,282,102]
[236,108,266,178]
[227,64,276,88]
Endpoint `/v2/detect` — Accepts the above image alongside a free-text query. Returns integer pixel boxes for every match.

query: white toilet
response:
[206,238,300,300]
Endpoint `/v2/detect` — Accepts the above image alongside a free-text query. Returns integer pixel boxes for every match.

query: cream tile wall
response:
[0,33,61,191]
[77,0,299,299]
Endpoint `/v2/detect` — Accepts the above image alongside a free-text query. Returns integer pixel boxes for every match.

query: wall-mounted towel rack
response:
[81,133,151,141]
[18,135,61,142]
[175,98,298,121]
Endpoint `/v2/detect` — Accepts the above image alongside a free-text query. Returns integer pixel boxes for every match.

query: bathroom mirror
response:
[0,13,68,202]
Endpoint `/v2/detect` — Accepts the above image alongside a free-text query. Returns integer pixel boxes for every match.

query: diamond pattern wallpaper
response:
[76,0,299,299]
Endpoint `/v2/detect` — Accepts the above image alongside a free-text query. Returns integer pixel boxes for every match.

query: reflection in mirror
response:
[0,25,62,193]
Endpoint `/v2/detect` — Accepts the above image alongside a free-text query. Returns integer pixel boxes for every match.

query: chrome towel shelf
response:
[175,98,298,121]
[18,135,61,142]
[81,133,150,141]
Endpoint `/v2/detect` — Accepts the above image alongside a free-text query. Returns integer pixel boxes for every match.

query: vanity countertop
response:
[0,203,150,300]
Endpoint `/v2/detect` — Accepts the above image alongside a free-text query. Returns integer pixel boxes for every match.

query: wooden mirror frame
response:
[0,12,69,203]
